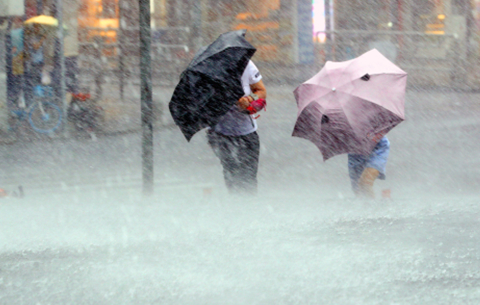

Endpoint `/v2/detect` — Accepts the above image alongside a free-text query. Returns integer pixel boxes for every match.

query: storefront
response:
[41,0,316,66]
[200,0,316,66]
[78,0,118,44]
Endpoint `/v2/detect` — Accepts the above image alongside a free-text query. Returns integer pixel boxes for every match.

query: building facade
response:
[20,0,480,84]
[71,0,314,64]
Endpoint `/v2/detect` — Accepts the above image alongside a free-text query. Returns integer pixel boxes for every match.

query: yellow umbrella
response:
[24,15,59,27]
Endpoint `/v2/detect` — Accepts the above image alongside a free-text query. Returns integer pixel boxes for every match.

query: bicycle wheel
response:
[28,101,62,134]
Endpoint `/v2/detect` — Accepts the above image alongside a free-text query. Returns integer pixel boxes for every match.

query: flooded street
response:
[0,85,479,304]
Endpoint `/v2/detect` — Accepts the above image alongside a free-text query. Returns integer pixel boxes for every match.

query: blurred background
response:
[1,0,479,136]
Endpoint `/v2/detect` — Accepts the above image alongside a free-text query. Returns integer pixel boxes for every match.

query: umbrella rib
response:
[191,45,255,68]
[335,86,404,118]
[311,83,335,91]
[299,83,336,103]
[337,72,405,82]
[334,72,404,92]
[337,95,403,138]
[334,96,360,138]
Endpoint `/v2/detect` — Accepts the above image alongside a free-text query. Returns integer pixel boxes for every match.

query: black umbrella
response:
[169,30,256,141]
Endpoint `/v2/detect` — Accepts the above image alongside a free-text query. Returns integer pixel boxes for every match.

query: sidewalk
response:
[0,73,177,139]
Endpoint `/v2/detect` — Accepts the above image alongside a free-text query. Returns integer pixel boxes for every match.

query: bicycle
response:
[9,85,63,134]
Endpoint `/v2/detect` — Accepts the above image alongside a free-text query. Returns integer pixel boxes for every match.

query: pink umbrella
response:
[293,49,407,161]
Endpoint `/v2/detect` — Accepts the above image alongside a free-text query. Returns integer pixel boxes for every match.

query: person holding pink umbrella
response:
[292,49,407,199]
[347,136,390,198]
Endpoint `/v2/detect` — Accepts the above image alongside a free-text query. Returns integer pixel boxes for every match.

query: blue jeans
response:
[348,136,390,193]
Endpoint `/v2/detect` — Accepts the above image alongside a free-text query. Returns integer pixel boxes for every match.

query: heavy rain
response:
[0,0,479,303]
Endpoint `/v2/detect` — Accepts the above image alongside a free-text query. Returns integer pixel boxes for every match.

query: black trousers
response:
[207,130,260,194]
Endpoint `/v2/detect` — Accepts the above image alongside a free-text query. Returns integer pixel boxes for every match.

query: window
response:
[102,0,116,18]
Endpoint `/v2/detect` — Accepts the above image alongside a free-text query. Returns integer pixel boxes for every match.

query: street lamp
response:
[139,0,154,196]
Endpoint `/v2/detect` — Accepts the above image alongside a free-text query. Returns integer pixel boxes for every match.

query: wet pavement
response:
[0,84,479,304]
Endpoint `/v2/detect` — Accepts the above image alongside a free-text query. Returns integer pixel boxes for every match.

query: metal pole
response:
[119,0,125,101]
[55,0,67,136]
[140,0,154,196]
[5,19,13,114]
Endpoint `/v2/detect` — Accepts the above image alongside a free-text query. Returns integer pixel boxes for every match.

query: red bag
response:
[245,98,266,115]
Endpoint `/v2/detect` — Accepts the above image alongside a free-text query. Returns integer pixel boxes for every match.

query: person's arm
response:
[238,80,267,110]
[250,80,267,100]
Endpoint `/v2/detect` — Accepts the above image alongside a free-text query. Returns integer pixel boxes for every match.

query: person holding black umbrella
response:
[207,60,267,194]
[169,30,267,195]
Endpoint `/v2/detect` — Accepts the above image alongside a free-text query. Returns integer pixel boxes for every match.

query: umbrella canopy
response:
[24,15,58,27]
[293,49,407,161]
[169,30,256,141]
[24,15,68,36]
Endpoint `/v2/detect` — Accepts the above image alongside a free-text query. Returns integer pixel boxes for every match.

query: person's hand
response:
[237,95,254,110]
